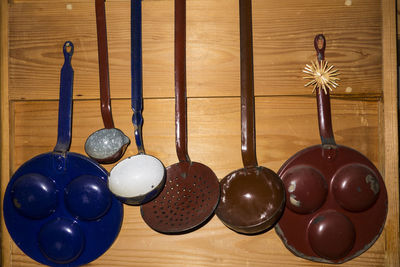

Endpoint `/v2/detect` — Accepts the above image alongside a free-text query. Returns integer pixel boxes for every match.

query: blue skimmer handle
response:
[54,41,74,153]
[131,0,145,154]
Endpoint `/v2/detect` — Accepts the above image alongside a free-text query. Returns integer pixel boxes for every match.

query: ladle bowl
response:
[109,154,166,204]
[85,128,130,164]
[217,166,285,234]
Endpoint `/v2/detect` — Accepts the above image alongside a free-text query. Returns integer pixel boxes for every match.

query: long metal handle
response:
[54,41,74,153]
[240,0,258,168]
[131,0,145,154]
[95,0,114,129]
[314,34,336,146]
[175,0,190,162]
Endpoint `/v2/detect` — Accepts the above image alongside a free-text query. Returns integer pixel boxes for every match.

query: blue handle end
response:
[63,41,74,60]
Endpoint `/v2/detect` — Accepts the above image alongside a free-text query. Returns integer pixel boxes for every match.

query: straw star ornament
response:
[303,60,340,94]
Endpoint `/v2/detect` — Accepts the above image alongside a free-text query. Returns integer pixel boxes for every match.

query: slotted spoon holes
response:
[150,174,212,229]
[140,161,220,233]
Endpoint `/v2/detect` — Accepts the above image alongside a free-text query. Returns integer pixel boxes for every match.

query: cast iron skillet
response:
[3,42,123,266]
[140,0,220,234]
[275,34,388,263]
[215,0,285,235]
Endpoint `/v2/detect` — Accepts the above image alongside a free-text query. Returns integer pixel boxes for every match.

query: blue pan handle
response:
[54,41,74,153]
[131,0,145,154]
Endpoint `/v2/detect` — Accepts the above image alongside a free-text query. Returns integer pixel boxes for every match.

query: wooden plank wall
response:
[1,0,11,266]
[1,0,399,266]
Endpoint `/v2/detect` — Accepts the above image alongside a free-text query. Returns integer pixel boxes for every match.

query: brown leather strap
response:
[175,0,190,162]
[314,34,336,146]
[95,0,114,129]
[240,0,258,168]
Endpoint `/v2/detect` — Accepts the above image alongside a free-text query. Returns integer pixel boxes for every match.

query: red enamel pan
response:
[275,34,388,263]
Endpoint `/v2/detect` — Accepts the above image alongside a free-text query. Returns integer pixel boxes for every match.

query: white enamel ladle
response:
[108,0,166,205]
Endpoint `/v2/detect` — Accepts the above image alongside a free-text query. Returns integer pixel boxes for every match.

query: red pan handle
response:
[95,0,114,129]
[314,34,336,146]
[175,0,190,162]
[240,0,258,168]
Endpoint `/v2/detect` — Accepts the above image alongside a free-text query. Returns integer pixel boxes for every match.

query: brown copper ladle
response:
[215,0,285,235]
[85,0,130,164]
[140,0,220,234]
[275,34,388,263]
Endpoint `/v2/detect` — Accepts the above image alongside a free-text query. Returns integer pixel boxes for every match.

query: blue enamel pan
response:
[3,41,123,266]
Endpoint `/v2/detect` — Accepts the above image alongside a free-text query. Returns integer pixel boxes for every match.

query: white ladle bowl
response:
[108,154,165,205]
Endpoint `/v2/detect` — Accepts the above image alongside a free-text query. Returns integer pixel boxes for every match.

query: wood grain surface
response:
[11,98,380,177]
[2,0,399,266]
[8,0,382,100]
[382,0,400,265]
[1,1,12,266]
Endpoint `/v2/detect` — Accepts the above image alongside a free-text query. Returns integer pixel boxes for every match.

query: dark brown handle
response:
[175,0,190,162]
[314,34,336,146]
[95,0,114,129]
[314,34,326,61]
[240,0,258,168]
